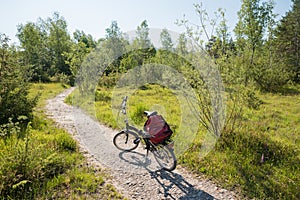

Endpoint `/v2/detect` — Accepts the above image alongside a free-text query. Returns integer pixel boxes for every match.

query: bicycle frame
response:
[121,96,158,154]
[114,96,177,171]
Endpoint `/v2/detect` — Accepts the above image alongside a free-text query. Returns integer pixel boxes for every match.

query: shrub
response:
[55,132,77,152]
[130,103,148,125]
[0,33,38,126]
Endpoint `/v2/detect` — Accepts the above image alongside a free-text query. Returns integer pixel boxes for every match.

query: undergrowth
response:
[74,83,300,200]
[180,90,300,200]
[0,83,125,200]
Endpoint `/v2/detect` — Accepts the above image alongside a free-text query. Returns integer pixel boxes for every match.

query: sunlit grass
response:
[0,83,125,199]
[254,93,300,147]
[74,84,183,131]
[89,83,300,200]
[180,88,300,199]
[29,83,69,108]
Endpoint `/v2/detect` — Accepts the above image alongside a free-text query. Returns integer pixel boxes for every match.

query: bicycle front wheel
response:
[152,144,177,171]
[113,131,139,151]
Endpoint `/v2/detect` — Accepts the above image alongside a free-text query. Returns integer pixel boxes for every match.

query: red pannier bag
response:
[144,114,173,145]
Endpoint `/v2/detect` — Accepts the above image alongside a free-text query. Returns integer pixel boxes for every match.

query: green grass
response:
[66,85,182,131]
[253,93,300,148]
[28,83,69,108]
[181,90,300,199]
[0,83,125,200]
[78,83,300,200]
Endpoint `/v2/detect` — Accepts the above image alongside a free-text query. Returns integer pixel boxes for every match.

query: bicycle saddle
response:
[144,111,157,117]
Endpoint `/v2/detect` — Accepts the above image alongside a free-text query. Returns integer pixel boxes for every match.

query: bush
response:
[0,33,38,126]
[130,103,148,125]
[0,121,77,199]
[55,132,77,152]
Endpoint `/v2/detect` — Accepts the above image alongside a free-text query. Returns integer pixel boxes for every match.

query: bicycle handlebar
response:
[120,96,155,138]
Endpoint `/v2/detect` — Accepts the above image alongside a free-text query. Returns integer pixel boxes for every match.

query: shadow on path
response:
[119,150,216,200]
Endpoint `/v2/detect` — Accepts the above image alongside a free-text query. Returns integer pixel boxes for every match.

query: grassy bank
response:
[70,84,300,200]
[0,83,125,199]
[180,91,300,199]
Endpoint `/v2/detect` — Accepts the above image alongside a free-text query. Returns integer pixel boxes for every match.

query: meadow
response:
[69,84,300,200]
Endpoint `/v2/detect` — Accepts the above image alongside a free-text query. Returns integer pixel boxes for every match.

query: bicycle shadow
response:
[118,150,216,200]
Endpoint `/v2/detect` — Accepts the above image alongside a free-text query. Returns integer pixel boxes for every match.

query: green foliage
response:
[47,12,72,76]
[119,48,156,72]
[0,83,125,199]
[0,122,72,198]
[0,33,38,126]
[0,123,122,199]
[17,22,50,82]
[160,28,174,51]
[103,21,128,74]
[130,103,148,124]
[17,12,86,84]
[150,49,184,71]
[90,82,300,200]
[55,132,77,152]
[73,29,96,49]
[2,2,299,198]
[275,0,300,83]
[63,38,93,85]
[98,72,121,88]
[7,4,299,91]
[175,33,188,56]
[180,91,300,200]
[15,13,99,86]
[45,168,105,197]
[132,20,152,49]
[28,83,68,108]
[232,0,288,91]
[234,0,273,49]
[0,117,26,140]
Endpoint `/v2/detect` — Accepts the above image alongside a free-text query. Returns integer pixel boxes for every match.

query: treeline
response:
[1,0,300,125]
[2,1,300,87]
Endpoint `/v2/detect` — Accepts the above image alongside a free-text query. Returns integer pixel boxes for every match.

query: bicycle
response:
[113,96,177,171]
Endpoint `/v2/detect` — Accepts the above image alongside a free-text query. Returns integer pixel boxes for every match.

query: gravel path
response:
[45,87,242,200]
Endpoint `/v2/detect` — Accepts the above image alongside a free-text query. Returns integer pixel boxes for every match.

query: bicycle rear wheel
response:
[152,144,177,171]
[113,131,139,151]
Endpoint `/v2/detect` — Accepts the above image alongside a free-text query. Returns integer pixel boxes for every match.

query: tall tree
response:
[275,0,300,82]
[64,30,96,85]
[234,0,276,86]
[160,28,174,51]
[133,20,152,49]
[216,9,231,57]
[103,21,128,74]
[176,33,188,56]
[17,22,50,82]
[104,21,127,59]
[47,12,72,76]
[0,33,37,125]
[122,20,155,70]
[73,30,96,49]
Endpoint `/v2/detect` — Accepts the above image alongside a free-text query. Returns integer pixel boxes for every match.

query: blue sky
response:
[1,0,293,44]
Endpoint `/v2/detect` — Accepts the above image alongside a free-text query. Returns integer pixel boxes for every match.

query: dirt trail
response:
[45,87,242,200]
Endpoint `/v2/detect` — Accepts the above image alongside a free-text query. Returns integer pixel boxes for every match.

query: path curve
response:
[45,87,242,200]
